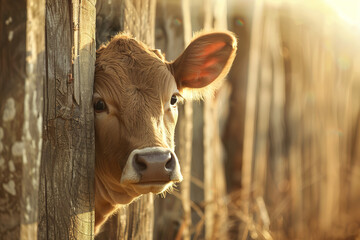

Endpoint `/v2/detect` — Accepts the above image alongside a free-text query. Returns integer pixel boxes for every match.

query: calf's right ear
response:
[169,32,237,97]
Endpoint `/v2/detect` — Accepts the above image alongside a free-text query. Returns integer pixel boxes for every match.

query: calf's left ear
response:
[169,32,237,93]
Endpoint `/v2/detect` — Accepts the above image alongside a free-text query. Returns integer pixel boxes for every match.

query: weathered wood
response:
[222,5,253,232]
[240,0,263,226]
[38,0,96,239]
[187,3,205,239]
[224,0,253,192]
[95,0,124,49]
[177,1,193,239]
[21,0,46,239]
[0,0,27,239]
[1,0,96,239]
[154,0,185,60]
[203,1,230,239]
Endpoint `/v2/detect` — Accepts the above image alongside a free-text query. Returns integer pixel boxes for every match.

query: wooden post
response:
[21,0,46,239]
[0,0,45,238]
[176,1,193,240]
[1,0,96,239]
[241,0,263,221]
[203,0,230,238]
[37,0,96,239]
[203,2,214,239]
[0,0,29,238]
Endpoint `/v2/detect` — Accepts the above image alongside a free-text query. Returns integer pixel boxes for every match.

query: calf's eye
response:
[170,95,178,105]
[94,100,107,112]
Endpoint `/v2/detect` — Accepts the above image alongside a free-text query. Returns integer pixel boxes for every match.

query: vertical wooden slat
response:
[347,52,360,236]
[38,0,96,239]
[203,0,230,238]
[316,18,340,233]
[20,0,45,239]
[73,0,97,237]
[241,0,263,233]
[0,0,27,239]
[95,0,125,49]
[268,7,285,201]
[187,3,205,239]
[263,6,284,238]
[224,0,253,194]
[178,1,193,239]
[224,3,253,237]
[252,6,272,213]
[279,5,305,237]
[202,1,214,239]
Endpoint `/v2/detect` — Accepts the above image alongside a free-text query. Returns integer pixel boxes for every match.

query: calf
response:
[94,32,237,233]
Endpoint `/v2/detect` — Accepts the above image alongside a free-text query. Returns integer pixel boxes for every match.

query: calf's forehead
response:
[96,34,166,72]
[95,35,178,112]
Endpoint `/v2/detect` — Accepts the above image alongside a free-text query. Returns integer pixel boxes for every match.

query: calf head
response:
[94,32,237,230]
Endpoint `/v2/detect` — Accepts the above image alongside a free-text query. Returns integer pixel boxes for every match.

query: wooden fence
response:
[1,0,360,240]
[1,0,96,239]
[1,0,228,238]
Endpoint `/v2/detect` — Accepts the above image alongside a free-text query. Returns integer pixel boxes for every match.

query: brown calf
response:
[93,32,237,233]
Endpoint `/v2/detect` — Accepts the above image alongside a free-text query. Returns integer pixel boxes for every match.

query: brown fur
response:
[94,32,237,233]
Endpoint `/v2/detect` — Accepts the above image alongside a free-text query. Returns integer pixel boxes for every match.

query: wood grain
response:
[177,1,193,239]
[37,0,96,239]
[0,0,26,239]
[20,0,45,239]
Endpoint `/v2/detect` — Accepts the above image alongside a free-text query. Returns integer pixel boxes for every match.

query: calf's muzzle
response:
[120,147,183,186]
[134,151,176,182]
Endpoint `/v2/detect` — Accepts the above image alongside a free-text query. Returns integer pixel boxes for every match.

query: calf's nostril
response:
[134,155,147,171]
[165,155,175,171]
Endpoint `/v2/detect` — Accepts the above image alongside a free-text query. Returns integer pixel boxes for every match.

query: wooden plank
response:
[208,0,230,238]
[177,1,193,239]
[20,0,46,239]
[37,0,96,239]
[0,0,45,239]
[223,0,253,192]
[0,0,27,239]
[241,0,263,220]
[95,0,124,49]
[203,1,214,239]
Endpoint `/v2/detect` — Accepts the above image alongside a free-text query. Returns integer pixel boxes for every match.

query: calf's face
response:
[93,32,236,228]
